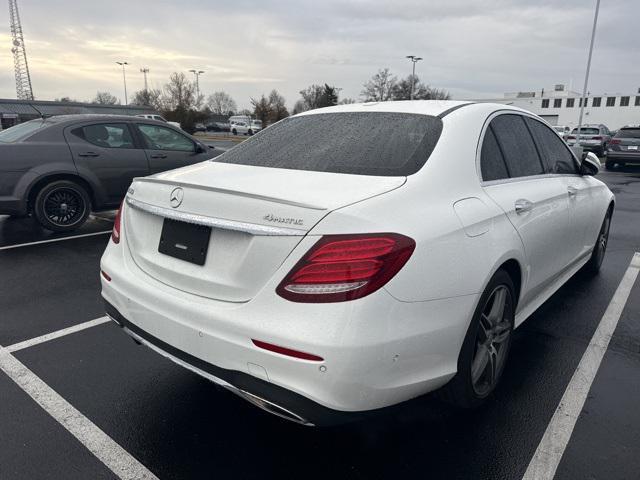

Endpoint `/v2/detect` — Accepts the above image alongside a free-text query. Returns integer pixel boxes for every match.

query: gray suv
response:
[0,115,215,232]
[605,125,640,169]
[567,124,612,156]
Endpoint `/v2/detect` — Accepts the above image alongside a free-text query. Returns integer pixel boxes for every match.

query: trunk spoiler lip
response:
[126,196,306,236]
[131,176,328,211]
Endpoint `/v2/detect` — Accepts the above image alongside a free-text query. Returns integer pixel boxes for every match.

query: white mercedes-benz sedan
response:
[100,101,614,426]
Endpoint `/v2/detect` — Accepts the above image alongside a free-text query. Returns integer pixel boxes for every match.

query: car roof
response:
[45,114,150,125]
[296,100,474,118]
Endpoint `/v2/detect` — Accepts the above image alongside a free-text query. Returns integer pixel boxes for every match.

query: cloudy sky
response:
[0,0,637,109]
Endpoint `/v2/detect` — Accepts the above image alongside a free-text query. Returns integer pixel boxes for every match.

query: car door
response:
[135,123,210,174]
[480,113,574,306]
[524,117,595,263]
[65,122,149,205]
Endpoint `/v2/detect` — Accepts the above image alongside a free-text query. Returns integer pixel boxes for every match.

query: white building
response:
[470,84,640,130]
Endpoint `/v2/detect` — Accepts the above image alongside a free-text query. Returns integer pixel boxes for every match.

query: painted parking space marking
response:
[523,252,640,480]
[5,317,110,353]
[0,344,158,480]
[0,230,111,251]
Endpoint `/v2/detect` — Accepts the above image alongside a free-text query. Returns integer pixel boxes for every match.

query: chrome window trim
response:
[475,110,581,186]
[125,196,305,236]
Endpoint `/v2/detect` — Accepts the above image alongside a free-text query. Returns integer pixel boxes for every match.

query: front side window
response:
[137,124,194,152]
[525,117,577,174]
[216,112,443,176]
[490,114,544,178]
[74,123,134,149]
[480,126,509,181]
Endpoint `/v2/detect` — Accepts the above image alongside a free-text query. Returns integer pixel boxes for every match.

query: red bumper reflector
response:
[101,270,112,282]
[252,339,324,362]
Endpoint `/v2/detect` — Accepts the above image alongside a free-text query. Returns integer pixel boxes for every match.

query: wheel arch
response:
[27,174,95,212]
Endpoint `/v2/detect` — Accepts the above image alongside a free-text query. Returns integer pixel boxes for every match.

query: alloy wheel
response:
[593,215,611,268]
[471,285,513,397]
[43,187,86,227]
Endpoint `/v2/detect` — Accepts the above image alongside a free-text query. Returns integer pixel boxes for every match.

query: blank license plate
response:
[627,146,638,150]
[158,219,211,265]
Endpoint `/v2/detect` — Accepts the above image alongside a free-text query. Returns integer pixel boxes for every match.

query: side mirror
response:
[580,151,600,176]
[194,143,207,154]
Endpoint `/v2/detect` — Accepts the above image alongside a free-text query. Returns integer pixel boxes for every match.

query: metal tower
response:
[8,0,34,100]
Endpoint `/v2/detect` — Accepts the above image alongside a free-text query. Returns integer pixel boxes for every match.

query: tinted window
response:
[74,123,134,148]
[571,127,599,135]
[491,115,544,178]
[616,128,640,139]
[138,124,194,152]
[216,112,443,176]
[0,119,49,143]
[480,126,509,181]
[525,118,577,174]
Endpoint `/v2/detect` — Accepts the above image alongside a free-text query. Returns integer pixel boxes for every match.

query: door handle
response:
[567,186,578,197]
[150,153,168,159]
[515,199,533,214]
[78,151,99,157]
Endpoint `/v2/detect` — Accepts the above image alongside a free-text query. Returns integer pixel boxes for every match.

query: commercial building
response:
[471,84,640,130]
[0,99,156,129]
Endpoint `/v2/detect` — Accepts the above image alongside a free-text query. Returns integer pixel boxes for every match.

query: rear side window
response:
[0,119,49,143]
[216,112,443,176]
[480,126,509,181]
[615,128,640,139]
[525,118,578,174]
[491,115,544,178]
[73,123,134,149]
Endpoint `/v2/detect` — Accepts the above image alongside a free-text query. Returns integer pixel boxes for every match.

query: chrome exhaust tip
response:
[233,389,314,427]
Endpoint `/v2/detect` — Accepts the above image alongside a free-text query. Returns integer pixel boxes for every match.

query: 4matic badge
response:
[263,213,304,226]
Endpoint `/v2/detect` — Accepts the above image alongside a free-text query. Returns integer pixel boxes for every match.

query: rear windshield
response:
[571,127,599,135]
[615,128,640,139]
[215,112,443,176]
[0,119,49,143]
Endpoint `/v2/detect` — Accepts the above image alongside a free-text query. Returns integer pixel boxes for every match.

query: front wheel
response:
[33,180,91,232]
[440,270,515,408]
[584,209,612,274]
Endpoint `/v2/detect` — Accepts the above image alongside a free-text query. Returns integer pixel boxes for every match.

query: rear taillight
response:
[111,202,123,244]
[276,233,415,303]
[609,139,621,145]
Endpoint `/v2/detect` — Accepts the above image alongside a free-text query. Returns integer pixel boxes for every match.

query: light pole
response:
[576,0,600,144]
[116,61,129,105]
[140,67,149,93]
[406,55,423,100]
[189,69,205,101]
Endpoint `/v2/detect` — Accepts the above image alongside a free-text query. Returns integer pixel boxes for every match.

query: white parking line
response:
[0,345,158,479]
[6,317,110,353]
[523,252,640,480]
[0,230,111,251]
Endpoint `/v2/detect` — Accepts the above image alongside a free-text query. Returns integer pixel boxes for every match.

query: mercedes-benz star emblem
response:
[169,187,184,208]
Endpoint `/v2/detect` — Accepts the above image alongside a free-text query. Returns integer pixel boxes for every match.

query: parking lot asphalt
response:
[1,168,639,480]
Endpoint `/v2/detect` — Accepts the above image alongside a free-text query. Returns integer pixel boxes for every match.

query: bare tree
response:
[339,97,357,104]
[392,75,451,100]
[162,72,196,111]
[268,89,289,123]
[130,88,163,110]
[206,91,237,115]
[292,99,308,115]
[296,84,340,112]
[361,68,396,102]
[251,95,272,126]
[92,91,120,105]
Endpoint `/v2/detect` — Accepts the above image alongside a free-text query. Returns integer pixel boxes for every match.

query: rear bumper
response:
[606,152,640,162]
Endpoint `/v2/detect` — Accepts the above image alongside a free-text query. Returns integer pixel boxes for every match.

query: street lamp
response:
[189,69,205,101]
[576,0,601,144]
[406,55,423,100]
[116,61,129,105]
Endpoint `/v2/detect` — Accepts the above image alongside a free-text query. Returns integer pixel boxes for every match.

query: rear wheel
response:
[440,270,515,408]
[33,180,91,232]
[232,128,237,135]
[584,209,612,274]
[605,160,615,170]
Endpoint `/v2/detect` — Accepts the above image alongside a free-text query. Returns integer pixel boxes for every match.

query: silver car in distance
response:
[101,101,614,426]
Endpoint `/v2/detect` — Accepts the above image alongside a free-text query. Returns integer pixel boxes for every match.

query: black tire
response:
[440,269,515,409]
[584,208,612,274]
[232,128,237,135]
[33,180,91,232]
[248,129,253,136]
[605,161,615,170]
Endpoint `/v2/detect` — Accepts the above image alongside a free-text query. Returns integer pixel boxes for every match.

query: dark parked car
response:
[0,114,216,231]
[206,122,231,132]
[606,125,640,169]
